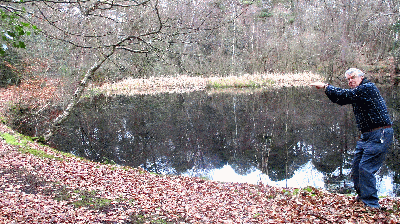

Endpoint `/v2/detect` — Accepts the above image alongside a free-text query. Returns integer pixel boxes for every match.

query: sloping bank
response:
[0,123,399,223]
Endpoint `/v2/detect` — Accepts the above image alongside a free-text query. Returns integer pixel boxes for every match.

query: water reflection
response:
[51,86,400,196]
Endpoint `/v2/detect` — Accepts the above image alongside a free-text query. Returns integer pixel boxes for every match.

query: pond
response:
[50,86,400,197]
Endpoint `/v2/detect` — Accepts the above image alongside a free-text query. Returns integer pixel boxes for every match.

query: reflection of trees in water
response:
[50,87,400,194]
[385,87,400,196]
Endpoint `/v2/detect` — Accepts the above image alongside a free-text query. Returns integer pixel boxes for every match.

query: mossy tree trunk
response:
[44,48,115,142]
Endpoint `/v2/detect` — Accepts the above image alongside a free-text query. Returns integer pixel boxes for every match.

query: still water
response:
[51,86,400,196]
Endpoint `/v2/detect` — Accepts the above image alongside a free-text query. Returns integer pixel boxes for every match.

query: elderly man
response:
[310,68,393,209]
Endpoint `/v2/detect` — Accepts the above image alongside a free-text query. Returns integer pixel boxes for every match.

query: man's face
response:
[346,73,363,88]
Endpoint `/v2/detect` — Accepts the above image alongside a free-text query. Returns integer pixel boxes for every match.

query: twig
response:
[307,212,333,223]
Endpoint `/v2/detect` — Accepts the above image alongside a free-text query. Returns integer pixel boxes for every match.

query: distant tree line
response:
[1,0,400,83]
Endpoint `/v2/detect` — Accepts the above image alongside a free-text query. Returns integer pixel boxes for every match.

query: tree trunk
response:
[44,49,115,142]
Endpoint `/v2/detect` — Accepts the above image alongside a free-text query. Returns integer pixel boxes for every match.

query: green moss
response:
[101,156,116,165]
[130,214,171,224]
[151,219,168,224]
[259,11,273,18]
[54,187,113,210]
[149,172,161,176]
[258,8,273,18]
[303,186,313,193]
[391,201,400,213]
[20,147,58,160]
[0,131,64,160]
[199,176,210,181]
[73,194,112,209]
[53,186,73,201]
[0,132,20,145]
[301,186,319,197]
[242,0,254,6]
[0,116,7,124]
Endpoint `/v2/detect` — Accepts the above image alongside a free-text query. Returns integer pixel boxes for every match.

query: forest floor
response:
[0,73,399,223]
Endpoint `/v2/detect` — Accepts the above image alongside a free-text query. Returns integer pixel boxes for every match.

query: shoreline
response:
[0,122,399,223]
[94,72,324,96]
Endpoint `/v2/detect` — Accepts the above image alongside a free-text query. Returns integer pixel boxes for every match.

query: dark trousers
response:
[352,127,393,208]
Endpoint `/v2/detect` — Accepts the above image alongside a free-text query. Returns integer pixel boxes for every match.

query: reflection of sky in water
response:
[183,160,395,197]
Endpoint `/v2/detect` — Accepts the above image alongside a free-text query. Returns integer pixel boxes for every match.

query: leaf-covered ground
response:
[0,124,399,223]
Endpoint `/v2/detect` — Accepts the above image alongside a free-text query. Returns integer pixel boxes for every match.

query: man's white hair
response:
[345,68,364,78]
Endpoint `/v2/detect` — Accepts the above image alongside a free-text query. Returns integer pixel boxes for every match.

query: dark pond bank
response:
[50,86,400,196]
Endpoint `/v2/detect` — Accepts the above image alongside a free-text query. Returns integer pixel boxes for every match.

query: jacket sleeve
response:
[324,85,358,105]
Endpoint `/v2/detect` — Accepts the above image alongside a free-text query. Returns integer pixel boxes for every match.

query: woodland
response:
[1,0,400,138]
[1,0,400,223]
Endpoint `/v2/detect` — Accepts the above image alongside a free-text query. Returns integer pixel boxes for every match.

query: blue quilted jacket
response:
[325,78,392,133]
